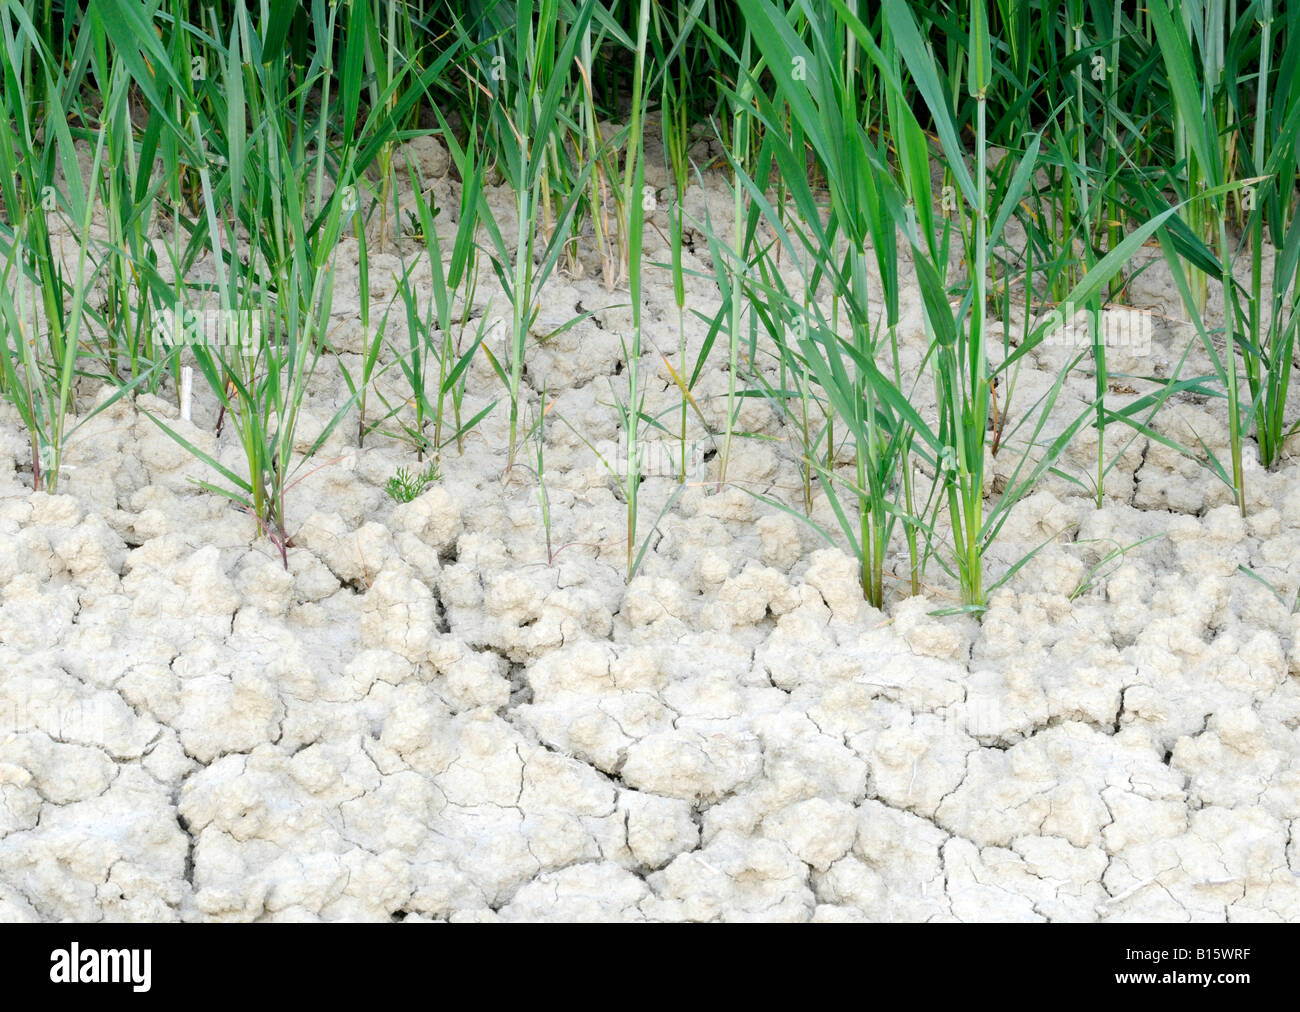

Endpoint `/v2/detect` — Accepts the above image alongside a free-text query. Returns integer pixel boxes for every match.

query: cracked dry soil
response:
[2,135,1299,922]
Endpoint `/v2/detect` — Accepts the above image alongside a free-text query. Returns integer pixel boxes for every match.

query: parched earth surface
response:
[1,135,1299,921]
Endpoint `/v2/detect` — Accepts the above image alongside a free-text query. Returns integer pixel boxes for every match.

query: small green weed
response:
[385,463,442,504]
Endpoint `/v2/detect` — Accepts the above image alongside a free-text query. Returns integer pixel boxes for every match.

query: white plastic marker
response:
[180,366,193,422]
